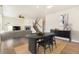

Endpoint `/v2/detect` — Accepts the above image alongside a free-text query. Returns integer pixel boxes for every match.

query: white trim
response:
[72,40,79,43]
[55,36,79,43]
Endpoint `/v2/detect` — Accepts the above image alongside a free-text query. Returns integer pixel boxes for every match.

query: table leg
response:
[29,38,37,54]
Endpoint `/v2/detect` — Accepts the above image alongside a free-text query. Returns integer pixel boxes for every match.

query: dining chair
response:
[50,29,57,48]
[37,35,53,54]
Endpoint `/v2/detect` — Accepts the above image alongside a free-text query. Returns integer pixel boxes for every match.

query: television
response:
[13,26,21,31]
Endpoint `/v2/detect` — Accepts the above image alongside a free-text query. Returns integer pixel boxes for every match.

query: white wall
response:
[2,5,40,32]
[0,15,2,31]
[0,6,2,32]
[2,16,35,32]
[46,6,79,42]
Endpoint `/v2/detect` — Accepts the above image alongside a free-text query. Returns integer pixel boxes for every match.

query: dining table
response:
[26,32,55,54]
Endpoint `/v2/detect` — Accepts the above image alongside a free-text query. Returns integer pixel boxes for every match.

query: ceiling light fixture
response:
[46,5,53,9]
[36,6,39,8]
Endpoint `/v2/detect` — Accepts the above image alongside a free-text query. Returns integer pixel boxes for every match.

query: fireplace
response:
[13,26,21,31]
[25,26,31,30]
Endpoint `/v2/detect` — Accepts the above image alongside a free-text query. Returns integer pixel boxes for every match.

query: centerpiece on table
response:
[36,32,44,36]
[33,17,45,36]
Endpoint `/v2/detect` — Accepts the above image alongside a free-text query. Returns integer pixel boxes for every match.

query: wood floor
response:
[0,37,79,54]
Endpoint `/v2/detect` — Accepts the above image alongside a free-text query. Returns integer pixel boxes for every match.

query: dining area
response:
[25,18,57,54]
[26,32,57,54]
[26,17,71,54]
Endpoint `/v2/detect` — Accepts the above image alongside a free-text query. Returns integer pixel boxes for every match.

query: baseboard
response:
[72,40,79,43]
[55,37,79,43]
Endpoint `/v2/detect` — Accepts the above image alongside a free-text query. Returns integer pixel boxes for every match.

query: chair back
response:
[50,29,56,36]
[43,35,53,44]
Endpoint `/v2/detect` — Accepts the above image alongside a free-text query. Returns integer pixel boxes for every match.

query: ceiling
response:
[3,5,78,18]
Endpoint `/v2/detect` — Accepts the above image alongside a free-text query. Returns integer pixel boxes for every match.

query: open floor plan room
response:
[0,5,79,54]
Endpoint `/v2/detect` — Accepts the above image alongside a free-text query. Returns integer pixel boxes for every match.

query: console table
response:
[50,29,71,42]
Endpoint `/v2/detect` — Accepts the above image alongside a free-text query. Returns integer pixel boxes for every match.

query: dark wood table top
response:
[26,32,55,39]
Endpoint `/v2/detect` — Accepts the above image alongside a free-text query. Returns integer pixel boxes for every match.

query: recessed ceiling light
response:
[36,6,39,8]
[46,5,53,9]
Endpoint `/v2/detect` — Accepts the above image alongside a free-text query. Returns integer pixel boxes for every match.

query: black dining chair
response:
[37,35,54,54]
[50,29,57,48]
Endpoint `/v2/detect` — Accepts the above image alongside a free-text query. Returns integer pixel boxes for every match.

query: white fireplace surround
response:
[7,25,31,31]
[8,25,12,31]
